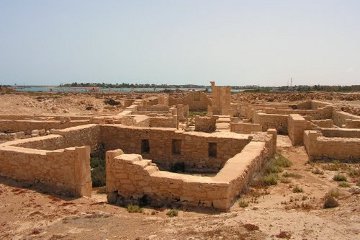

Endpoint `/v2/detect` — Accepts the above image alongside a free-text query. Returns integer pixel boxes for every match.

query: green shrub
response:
[238,200,249,208]
[262,173,278,186]
[166,209,178,217]
[338,181,350,188]
[127,204,143,213]
[312,168,324,175]
[292,185,304,193]
[326,188,340,198]
[333,174,347,182]
[273,154,292,168]
[283,172,302,179]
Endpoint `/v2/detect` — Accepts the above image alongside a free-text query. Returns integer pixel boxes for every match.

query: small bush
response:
[333,174,347,182]
[166,209,178,217]
[273,154,292,168]
[326,188,340,199]
[283,172,302,179]
[338,181,350,188]
[238,200,249,208]
[265,165,283,174]
[292,186,304,193]
[323,196,339,209]
[280,178,291,184]
[312,168,324,175]
[262,173,278,186]
[127,204,143,213]
[348,168,360,177]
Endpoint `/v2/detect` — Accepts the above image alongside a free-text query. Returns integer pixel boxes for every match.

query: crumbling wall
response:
[320,128,360,138]
[169,92,210,111]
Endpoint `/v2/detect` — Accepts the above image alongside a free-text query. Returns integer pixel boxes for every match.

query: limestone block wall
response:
[210,82,231,115]
[194,116,217,133]
[230,122,262,134]
[253,112,288,134]
[345,120,360,128]
[304,130,360,161]
[332,111,360,127]
[0,145,91,196]
[0,119,91,133]
[169,92,210,111]
[320,128,360,138]
[106,131,275,211]
[287,114,314,146]
[312,119,334,128]
[149,116,177,128]
[101,125,251,171]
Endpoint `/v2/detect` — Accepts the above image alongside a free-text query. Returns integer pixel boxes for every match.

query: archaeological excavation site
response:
[0,84,360,239]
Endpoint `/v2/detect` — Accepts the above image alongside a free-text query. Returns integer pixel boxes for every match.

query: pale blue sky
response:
[0,0,359,86]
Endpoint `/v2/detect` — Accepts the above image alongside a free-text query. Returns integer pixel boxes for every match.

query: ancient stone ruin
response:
[0,82,359,211]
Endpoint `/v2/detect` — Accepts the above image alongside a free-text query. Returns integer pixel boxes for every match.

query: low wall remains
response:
[304,130,360,162]
[333,111,360,127]
[230,122,262,134]
[101,125,251,171]
[253,112,288,134]
[106,130,276,211]
[0,145,91,196]
[0,119,91,133]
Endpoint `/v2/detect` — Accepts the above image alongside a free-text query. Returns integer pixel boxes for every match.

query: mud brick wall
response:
[304,130,360,161]
[230,122,262,134]
[101,125,251,171]
[0,145,91,196]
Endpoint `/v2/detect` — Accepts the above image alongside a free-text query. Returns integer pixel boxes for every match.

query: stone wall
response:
[194,116,217,133]
[332,111,360,127]
[0,119,91,133]
[287,114,313,145]
[169,92,210,111]
[149,116,177,128]
[210,82,231,115]
[230,122,262,134]
[0,145,91,196]
[106,130,276,211]
[345,119,360,128]
[304,130,360,161]
[101,125,251,171]
[320,128,360,138]
[253,112,288,134]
